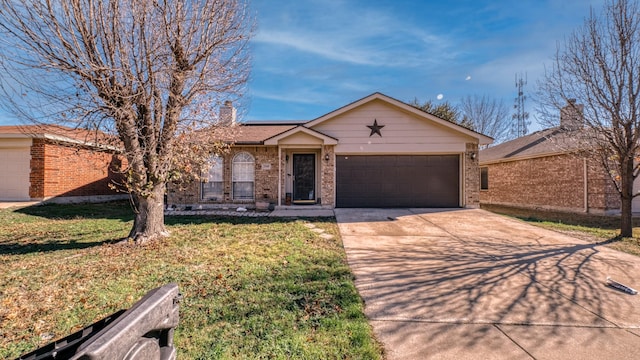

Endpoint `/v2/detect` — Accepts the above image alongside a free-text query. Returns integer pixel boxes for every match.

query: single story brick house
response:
[168,93,493,209]
[0,125,126,203]
[479,101,634,215]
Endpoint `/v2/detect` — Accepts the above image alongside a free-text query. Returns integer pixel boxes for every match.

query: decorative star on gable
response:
[367,119,385,137]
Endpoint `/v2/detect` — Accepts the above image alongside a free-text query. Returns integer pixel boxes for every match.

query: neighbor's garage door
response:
[0,147,31,200]
[336,155,459,208]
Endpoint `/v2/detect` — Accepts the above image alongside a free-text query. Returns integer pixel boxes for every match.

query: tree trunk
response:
[620,158,634,238]
[621,195,633,237]
[128,184,169,244]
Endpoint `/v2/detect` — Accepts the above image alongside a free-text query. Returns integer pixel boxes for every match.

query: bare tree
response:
[0,0,252,243]
[537,0,640,237]
[409,98,474,129]
[459,94,510,145]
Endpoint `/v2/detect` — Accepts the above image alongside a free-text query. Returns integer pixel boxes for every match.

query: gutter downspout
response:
[584,158,589,213]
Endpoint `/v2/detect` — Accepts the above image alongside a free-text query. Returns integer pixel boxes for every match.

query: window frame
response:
[232,152,255,201]
[201,155,224,201]
[480,166,489,190]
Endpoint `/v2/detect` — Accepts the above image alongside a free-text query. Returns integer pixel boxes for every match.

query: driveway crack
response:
[494,324,536,359]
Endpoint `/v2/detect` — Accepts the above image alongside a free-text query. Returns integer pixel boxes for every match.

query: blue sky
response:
[0,0,605,128]
[246,0,606,128]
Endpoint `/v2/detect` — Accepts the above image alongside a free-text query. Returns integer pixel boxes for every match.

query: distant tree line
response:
[409,95,511,145]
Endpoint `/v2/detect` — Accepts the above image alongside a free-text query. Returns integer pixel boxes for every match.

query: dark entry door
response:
[293,154,316,203]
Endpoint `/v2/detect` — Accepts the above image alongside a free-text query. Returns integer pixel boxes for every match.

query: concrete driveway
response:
[335,208,640,359]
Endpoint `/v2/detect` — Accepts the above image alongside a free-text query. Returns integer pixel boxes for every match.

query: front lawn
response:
[0,202,383,359]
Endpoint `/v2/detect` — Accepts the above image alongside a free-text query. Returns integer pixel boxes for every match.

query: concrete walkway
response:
[335,208,640,359]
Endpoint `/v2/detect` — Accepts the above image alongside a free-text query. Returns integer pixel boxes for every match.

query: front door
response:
[293,154,316,204]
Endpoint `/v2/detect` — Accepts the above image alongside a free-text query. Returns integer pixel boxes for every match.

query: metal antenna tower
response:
[512,73,530,137]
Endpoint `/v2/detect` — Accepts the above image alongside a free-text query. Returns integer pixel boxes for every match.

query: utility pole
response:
[512,73,530,138]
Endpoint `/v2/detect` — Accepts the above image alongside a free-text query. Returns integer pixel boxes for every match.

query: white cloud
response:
[252,2,455,69]
[250,88,334,106]
[254,31,379,66]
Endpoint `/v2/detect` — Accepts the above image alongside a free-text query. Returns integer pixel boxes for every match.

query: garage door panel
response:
[0,147,31,200]
[336,155,459,208]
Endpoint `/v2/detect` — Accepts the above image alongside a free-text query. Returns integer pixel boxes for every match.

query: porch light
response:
[324,154,330,161]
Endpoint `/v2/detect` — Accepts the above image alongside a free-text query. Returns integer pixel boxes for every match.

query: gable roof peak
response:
[305,92,493,145]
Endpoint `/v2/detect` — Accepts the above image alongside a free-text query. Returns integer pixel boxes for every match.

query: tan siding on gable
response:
[335,143,465,154]
[277,131,324,145]
[310,99,474,154]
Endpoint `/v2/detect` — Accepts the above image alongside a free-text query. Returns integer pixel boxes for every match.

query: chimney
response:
[219,100,237,126]
[560,99,584,130]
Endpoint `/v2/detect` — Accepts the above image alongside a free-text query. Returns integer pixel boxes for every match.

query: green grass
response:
[517,220,640,257]
[0,202,383,359]
[482,204,640,257]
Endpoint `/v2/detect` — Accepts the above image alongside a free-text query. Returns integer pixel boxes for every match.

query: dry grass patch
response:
[0,202,382,359]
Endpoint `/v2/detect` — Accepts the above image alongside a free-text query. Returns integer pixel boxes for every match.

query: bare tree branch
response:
[536,0,640,237]
[0,0,253,243]
[459,94,510,145]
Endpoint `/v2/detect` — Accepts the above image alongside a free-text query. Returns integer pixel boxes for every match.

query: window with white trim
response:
[232,152,254,200]
[202,155,224,200]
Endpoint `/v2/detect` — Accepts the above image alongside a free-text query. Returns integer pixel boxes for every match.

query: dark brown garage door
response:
[336,155,459,208]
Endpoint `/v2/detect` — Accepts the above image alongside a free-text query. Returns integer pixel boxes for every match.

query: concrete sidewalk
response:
[336,208,640,359]
[0,201,40,209]
[269,208,334,217]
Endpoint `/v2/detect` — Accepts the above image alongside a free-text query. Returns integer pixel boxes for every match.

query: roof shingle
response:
[480,127,585,164]
[213,124,298,144]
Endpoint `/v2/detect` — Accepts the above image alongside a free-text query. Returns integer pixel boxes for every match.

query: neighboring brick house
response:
[479,101,625,215]
[168,92,493,210]
[0,125,126,202]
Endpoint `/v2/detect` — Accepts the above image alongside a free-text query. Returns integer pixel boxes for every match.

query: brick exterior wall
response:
[168,142,480,210]
[29,139,124,199]
[480,153,620,214]
[167,145,338,209]
[29,139,45,198]
[320,145,335,207]
[278,149,287,205]
[253,146,279,203]
[465,142,480,208]
[167,146,280,208]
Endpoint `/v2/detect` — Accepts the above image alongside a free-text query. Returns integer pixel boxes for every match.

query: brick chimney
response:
[219,100,237,125]
[560,99,584,130]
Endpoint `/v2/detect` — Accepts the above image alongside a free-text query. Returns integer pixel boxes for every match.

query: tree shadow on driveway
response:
[339,209,640,358]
